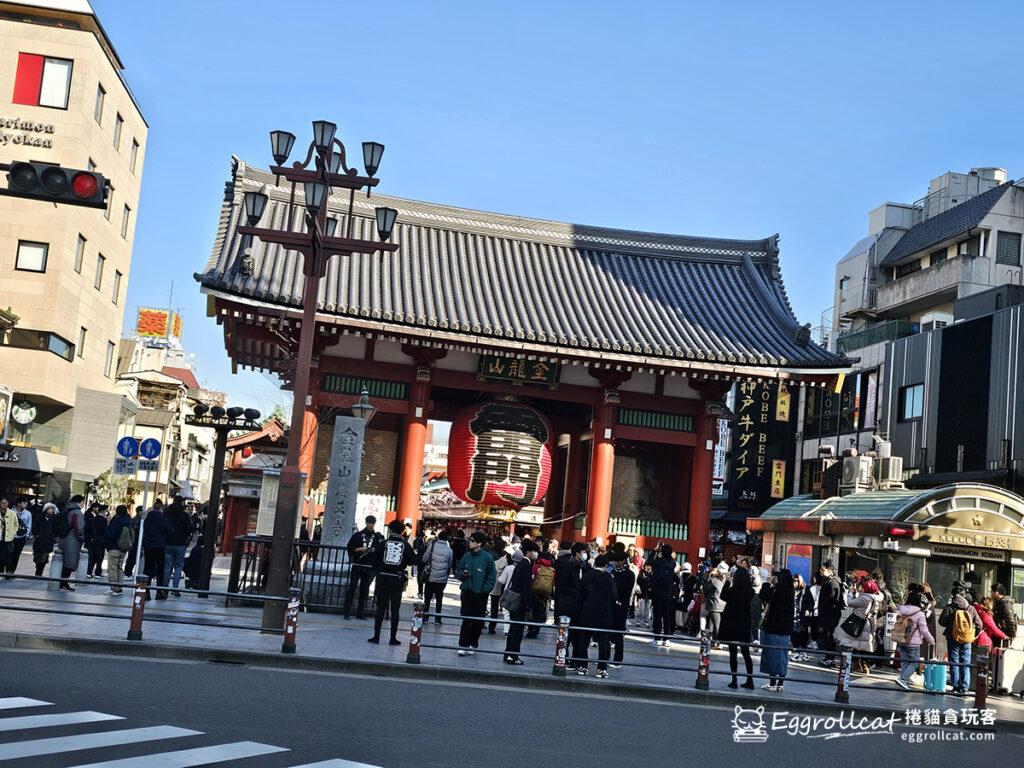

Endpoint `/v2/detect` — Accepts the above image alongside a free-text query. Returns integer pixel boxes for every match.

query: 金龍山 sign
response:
[477,354,560,388]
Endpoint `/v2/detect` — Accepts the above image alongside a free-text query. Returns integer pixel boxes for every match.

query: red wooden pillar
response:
[688,380,729,564]
[560,433,584,543]
[586,391,619,546]
[298,408,318,524]
[396,366,431,531]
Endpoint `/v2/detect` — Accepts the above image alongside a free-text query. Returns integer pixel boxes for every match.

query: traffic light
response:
[1,161,108,209]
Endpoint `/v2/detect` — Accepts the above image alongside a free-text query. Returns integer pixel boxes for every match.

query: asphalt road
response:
[1,649,1020,767]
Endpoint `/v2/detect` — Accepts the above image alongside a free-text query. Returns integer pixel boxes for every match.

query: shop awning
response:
[906,469,1008,489]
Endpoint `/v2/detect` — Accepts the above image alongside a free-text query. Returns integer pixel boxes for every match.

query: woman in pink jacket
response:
[894,592,934,690]
[974,595,1008,649]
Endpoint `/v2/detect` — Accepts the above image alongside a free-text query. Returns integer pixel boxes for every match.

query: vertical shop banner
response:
[728,381,797,515]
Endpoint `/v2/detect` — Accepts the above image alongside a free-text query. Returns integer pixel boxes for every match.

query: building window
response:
[839,276,850,292]
[996,231,1022,266]
[899,383,924,422]
[94,83,105,123]
[130,139,139,173]
[0,328,75,362]
[930,248,947,266]
[77,327,86,358]
[73,234,85,273]
[94,253,105,290]
[112,270,122,304]
[104,185,113,220]
[896,260,922,278]
[121,205,131,238]
[12,53,73,109]
[113,112,123,150]
[104,341,115,378]
[15,240,48,272]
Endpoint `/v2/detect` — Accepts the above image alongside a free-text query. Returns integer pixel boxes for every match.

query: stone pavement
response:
[1,556,1022,732]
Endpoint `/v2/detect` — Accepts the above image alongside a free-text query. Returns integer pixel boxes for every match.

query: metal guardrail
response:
[837,319,919,353]
[404,604,994,710]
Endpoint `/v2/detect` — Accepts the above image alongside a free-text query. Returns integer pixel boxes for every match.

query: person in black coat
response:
[31,503,57,576]
[368,520,415,645]
[554,542,587,668]
[650,544,680,644]
[817,560,844,664]
[575,554,618,677]
[84,503,107,578]
[718,565,756,689]
[504,542,538,665]
[610,552,636,666]
[344,516,385,620]
[759,569,796,691]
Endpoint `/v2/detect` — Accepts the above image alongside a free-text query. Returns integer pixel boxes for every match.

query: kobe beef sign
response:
[477,354,560,389]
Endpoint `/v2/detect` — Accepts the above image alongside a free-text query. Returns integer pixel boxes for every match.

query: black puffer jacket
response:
[553,553,583,618]
[577,567,618,629]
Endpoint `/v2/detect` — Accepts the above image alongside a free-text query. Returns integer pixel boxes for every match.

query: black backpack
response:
[52,511,71,539]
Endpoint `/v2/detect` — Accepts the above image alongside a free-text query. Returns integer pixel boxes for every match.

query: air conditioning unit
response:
[874,456,904,484]
[920,311,953,332]
[842,455,873,485]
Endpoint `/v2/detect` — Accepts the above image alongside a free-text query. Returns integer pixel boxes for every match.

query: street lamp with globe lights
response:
[236,121,399,630]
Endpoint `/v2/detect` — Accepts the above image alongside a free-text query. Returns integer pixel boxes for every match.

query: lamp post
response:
[185,402,262,596]
[239,122,399,630]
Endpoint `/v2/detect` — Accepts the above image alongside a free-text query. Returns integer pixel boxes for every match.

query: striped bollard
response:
[835,650,851,703]
[694,629,711,690]
[974,647,989,710]
[406,602,424,664]
[552,615,570,676]
[126,576,149,641]
[281,587,300,654]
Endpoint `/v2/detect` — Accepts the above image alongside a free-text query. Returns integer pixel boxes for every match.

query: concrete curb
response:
[0,630,1017,736]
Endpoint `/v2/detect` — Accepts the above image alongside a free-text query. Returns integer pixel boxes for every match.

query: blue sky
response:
[97,0,1024,415]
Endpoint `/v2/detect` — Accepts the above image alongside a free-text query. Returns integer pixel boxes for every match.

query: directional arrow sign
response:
[139,438,162,460]
[116,436,139,458]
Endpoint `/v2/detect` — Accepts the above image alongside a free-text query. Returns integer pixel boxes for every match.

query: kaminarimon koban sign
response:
[447,401,553,509]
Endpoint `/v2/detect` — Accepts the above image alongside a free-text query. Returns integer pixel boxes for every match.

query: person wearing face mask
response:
[554,542,588,668]
[609,551,636,667]
[503,541,539,664]
[455,531,497,656]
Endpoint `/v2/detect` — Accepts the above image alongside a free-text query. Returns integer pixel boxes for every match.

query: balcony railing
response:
[837,320,920,353]
[608,517,687,541]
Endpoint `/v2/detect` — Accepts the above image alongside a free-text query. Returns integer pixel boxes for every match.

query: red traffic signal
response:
[2,161,107,209]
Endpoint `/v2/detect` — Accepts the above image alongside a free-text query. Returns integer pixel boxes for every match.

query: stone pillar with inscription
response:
[320,415,367,547]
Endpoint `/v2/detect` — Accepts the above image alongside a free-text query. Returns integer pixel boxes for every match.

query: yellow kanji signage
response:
[771,459,787,499]
[776,384,791,421]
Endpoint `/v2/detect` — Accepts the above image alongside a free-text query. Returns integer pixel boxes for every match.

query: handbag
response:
[499,587,522,614]
[840,611,867,638]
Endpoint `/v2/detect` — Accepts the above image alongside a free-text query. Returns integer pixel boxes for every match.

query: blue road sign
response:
[116,436,139,458]
[139,438,162,460]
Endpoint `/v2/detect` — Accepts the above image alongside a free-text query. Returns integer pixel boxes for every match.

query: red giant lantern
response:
[447,401,553,508]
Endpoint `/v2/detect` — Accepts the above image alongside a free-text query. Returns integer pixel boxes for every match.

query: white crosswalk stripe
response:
[0,710,123,732]
[0,725,200,761]
[66,741,290,767]
[287,761,384,767]
[0,697,51,710]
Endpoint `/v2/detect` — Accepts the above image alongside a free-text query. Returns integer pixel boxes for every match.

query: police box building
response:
[195,157,849,563]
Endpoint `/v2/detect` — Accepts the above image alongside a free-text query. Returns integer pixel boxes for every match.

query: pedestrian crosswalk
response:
[0,697,381,767]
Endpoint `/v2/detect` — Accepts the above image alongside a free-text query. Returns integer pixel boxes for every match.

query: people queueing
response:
[503,541,538,665]
[455,531,497,656]
[816,560,844,666]
[991,582,1018,645]
[938,581,983,696]
[103,505,134,595]
[719,562,756,689]
[834,576,884,675]
[610,550,636,668]
[892,589,934,690]
[554,542,587,667]
[973,592,1008,650]
[576,553,618,677]
[759,568,795,692]
[5,496,32,575]
[368,520,415,646]
[83,502,107,578]
[31,503,57,576]
[57,495,86,591]
[141,499,174,599]
[421,530,454,625]
[528,547,555,638]
[163,496,194,597]
[344,515,385,620]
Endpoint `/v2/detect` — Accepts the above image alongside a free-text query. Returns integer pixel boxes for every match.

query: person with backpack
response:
[5,496,32,575]
[576,553,619,678]
[938,582,983,696]
[420,530,454,624]
[455,531,497,656]
[31,503,57,576]
[368,520,415,646]
[103,505,133,595]
[609,550,636,667]
[650,544,680,646]
[892,591,934,690]
[503,541,538,665]
[698,561,728,648]
[54,496,85,590]
[527,549,555,638]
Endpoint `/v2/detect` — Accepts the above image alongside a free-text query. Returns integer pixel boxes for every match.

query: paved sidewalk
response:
[2,559,1022,732]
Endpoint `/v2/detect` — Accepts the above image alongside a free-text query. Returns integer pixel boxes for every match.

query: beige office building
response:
[0,0,147,499]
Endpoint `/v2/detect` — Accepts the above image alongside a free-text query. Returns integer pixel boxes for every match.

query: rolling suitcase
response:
[924,660,948,693]
[991,647,1024,694]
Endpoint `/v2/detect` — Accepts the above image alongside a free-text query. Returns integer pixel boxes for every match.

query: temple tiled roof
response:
[195,158,848,373]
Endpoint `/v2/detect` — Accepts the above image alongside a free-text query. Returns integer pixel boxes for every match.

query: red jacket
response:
[975,603,1008,648]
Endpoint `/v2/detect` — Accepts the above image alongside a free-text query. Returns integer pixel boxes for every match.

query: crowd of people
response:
[0,494,208,598]
[343,521,1022,694]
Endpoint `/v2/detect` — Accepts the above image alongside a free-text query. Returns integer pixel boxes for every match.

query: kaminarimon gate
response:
[195,158,849,564]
